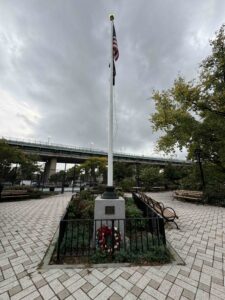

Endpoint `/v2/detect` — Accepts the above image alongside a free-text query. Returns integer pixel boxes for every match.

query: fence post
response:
[112,220,115,256]
[57,221,63,262]
[159,217,166,245]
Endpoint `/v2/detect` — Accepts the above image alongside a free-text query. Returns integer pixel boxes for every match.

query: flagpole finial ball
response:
[109,14,114,21]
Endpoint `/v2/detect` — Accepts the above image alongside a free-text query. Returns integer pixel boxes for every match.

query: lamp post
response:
[194,147,205,190]
[72,164,76,194]
[61,163,67,194]
[136,163,140,187]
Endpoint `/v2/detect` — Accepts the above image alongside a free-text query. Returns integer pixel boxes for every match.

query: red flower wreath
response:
[96,225,121,253]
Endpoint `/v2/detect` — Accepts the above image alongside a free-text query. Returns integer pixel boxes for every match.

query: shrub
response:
[90,250,108,264]
[125,198,143,218]
[68,192,94,219]
[178,166,201,190]
[119,177,136,192]
[113,246,171,264]
[90,246,172,264]
[79,190,94,201]
[140,167,164,191]
[204,184,225,206]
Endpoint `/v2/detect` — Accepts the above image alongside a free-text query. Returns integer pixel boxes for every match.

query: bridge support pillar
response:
[44,158,57,184]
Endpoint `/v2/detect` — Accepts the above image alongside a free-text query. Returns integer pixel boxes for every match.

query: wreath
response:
[96,225,121,253]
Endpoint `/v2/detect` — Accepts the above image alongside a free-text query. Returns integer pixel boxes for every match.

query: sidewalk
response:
[0,192,225,299]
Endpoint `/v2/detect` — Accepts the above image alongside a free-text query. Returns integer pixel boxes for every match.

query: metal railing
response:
[56,216,166,262]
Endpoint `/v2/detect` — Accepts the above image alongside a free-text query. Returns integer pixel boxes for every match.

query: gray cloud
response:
[0,0,225,158]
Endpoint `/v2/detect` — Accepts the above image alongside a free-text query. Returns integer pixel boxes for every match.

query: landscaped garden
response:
[51,190,172,265]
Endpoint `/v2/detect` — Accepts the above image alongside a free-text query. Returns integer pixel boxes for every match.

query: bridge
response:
[4,137,191,181]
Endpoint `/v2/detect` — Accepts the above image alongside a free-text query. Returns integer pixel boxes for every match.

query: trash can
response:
[49,187,55,192]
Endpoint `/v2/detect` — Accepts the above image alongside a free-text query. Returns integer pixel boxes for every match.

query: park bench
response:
[1,189,30,200]
[173,190,204,202]
[137,192,179,229]
[152,186,165,191]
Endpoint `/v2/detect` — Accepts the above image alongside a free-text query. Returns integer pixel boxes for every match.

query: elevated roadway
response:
[5,137,190,166]
[4,137,191,181]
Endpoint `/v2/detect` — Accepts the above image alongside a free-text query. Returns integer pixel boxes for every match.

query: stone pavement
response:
[0,192,225,299]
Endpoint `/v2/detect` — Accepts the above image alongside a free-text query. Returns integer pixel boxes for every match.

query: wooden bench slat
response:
[174,195,201,200]
[136,192,179,229]
[163,209,176,218]
[1,190,29,200]
[173,190,203,202]
[2,190,28,194]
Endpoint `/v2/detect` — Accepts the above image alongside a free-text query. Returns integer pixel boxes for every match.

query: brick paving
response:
[0,192,225,299]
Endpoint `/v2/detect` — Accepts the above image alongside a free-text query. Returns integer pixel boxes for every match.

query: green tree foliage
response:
[18,156,40,180]
[125,197,143,218]
[0,139,39,183]
[151,25,225,173]
[79,157,107,184]
[66,165,79,182]
[140,166,163,189]
[114,162,134,184]
[49,158,107,185]
[49,170,66,184]
[119,177,136,192]
[163,163,188,183]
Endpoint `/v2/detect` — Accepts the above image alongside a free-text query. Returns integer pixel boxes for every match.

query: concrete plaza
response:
[0,192,225,299]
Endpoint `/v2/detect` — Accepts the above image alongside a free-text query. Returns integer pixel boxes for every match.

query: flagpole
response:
[108,14,114,187]
[102,14,117,199]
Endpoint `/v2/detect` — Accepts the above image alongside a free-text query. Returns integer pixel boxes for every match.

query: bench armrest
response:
[163,207,179,219]
[159,202,164,209]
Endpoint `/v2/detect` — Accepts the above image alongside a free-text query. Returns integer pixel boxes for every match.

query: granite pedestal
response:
[94,195,125,244]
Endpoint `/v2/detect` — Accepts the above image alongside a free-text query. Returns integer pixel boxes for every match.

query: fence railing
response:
[56,215,166,262]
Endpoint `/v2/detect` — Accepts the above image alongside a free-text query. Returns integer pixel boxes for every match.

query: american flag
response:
[113,24,119,61]
[112,24,119,85]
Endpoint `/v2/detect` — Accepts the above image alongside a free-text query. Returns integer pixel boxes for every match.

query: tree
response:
[140,166,163,189]
[18,157,40,180]
[113,162,134,184]
[163,163,188,184]
[49,170,66,185]
[79,157,107,184]
[0,139,40,183]
[66,165,80,182]
[151,25,225,174]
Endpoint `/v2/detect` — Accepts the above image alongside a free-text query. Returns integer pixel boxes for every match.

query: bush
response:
[204,184,225,206]
[178,167,201,190]
[3,185,31,190]
[125,198,143,218]
[115,188,124,198]
[90,250,109,264]
[28,190,42,198]
[79,190,94,201]
[67,191,95,219]
[140,167,164,191]
[90,246,171,264]
[119,177,136,192]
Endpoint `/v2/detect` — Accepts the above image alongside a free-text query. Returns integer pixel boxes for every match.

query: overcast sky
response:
[0,0,224,159]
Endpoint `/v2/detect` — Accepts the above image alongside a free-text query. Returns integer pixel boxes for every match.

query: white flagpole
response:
[108,15,114,187]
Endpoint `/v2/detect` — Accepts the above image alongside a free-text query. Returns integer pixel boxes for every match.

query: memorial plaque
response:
[105,206,115,215]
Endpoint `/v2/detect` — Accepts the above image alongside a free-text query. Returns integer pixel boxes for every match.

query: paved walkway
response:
[0,192,225,299]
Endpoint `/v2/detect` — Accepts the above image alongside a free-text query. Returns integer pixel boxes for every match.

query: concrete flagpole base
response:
[94,189,125,246]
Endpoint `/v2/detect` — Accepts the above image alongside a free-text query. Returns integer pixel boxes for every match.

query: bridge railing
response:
[2,136,191,164]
